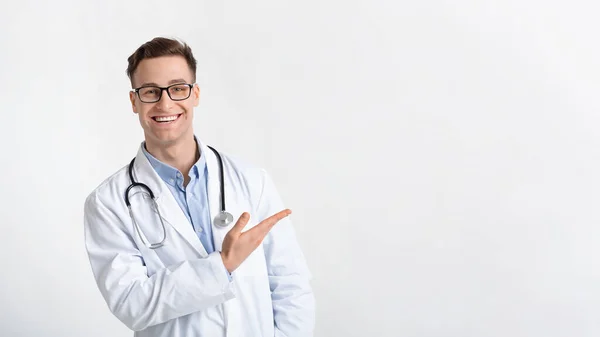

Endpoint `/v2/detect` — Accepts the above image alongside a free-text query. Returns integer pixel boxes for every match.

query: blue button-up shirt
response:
[142,144,217,254]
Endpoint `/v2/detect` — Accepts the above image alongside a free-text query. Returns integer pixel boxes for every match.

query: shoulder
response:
[220,150,267,179]
[83,164,130,211]
[213,149,273,205]
[217,151,288,220]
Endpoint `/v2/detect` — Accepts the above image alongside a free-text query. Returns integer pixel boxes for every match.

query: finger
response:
[229,212,251,236]
[247,209,292,237]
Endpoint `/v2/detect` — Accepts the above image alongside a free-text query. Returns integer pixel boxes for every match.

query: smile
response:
[152,114,182,123]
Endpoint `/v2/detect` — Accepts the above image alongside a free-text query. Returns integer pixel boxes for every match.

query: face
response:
[129,55,200,148]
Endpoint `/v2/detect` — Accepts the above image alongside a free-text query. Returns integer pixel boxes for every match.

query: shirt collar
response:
[141,138,207,187]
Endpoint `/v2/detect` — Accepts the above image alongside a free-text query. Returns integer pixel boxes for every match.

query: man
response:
[83,37,315,337]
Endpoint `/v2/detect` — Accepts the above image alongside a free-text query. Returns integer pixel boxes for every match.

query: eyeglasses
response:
[133,83,194,103]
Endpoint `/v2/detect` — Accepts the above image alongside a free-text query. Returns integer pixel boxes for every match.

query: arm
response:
[83,192,235,331]
[257,170,316,337]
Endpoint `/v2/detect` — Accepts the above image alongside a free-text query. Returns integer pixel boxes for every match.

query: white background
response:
[1,0,600,336]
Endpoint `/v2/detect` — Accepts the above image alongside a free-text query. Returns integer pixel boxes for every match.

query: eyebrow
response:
[138,78,189,88]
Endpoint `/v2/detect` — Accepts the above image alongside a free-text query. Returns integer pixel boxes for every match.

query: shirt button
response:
[169,179,175,184]
[197,228,203,233]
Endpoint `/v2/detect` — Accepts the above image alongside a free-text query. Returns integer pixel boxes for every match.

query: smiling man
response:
[83,37,315,337]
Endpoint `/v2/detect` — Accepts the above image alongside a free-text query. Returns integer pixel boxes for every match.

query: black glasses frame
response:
[133,83,194,103]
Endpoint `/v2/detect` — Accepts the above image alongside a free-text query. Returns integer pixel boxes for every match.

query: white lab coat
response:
[83,138,315,337]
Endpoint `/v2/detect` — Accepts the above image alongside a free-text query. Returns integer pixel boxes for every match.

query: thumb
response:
[229,212,250,236]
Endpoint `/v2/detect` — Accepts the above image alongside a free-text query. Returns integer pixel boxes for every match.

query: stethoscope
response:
[124,145,234,249]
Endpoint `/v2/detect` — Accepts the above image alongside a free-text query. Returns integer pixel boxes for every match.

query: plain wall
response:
[2,0,600,336]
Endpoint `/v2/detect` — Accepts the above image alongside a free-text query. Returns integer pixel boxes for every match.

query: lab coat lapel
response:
[199,140,231,252]
[133,146,207,257]
[197,140,242,335]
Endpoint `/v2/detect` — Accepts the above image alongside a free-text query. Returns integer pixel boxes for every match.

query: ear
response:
[193,84,200,107]
[129,91,138,113]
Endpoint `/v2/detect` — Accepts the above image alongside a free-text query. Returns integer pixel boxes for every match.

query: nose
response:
[155,88,173,110]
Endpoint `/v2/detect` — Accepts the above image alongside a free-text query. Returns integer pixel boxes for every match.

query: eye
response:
[172,85,188,92]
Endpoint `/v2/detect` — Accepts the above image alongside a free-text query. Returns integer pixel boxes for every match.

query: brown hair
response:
[126,37,197,85]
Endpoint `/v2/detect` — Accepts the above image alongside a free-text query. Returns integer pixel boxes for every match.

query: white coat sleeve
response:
[83,191,235,331]
[257,170,316,337]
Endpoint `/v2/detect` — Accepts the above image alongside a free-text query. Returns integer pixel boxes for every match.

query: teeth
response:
[155,115,179,122]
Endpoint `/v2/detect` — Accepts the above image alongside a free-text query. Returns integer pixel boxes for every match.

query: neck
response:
[145,134,199,176]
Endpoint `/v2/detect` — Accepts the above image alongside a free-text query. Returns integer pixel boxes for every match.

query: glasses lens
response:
[169,84,191,100]
[138,87,161,102]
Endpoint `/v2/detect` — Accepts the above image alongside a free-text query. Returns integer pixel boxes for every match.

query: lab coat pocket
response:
[242,209,271,276]
[233,241,268,278]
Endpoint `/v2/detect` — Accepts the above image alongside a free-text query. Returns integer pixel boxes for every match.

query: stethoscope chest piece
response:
[214,211,234,228]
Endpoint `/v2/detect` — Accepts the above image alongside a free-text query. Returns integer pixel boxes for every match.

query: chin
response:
[149,129,190,145]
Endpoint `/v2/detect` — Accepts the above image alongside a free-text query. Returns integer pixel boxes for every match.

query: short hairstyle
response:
[126,37,197,85]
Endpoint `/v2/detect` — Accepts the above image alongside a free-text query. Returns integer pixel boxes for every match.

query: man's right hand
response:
[220,209,292,273]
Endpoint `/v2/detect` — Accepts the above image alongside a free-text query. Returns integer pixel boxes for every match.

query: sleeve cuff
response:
[215,251,233,282]
[206,252,236,300]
